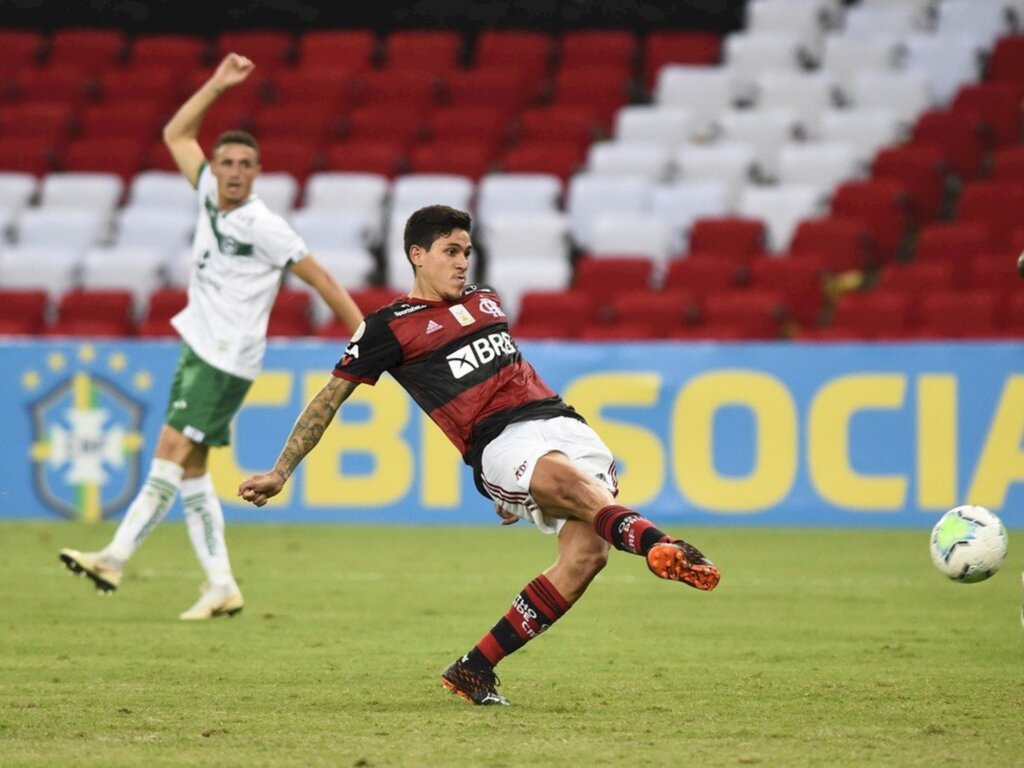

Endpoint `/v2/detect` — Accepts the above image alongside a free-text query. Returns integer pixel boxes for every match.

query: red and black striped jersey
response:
[332,284,580,464]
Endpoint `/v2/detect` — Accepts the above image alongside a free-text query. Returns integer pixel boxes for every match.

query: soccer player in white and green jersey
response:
[59,53,364,619]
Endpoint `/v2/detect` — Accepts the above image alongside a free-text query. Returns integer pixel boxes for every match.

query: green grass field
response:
[1,521,1022,767]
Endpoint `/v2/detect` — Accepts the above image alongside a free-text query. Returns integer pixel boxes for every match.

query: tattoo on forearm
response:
[274,378,356,480]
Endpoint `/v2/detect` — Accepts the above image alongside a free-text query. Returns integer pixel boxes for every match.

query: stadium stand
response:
[2,1,1024,340]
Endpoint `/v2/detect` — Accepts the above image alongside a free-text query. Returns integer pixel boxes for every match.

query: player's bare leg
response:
[529,451,720,591]
[442,519,607,705]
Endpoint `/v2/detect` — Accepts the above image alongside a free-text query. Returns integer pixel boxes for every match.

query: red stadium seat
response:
[663,255,747,297]
[609,289,695,336]
[444,67,536,117]
[0,136,59,176]
[215,30,294,71]
[0,30,43,70]
[9,65,93,108]
[383,30,462,72]
[181,68,261,118]
[989,145,1024,181]
[61,137,147,182]
[48,28,127,73]
[987,35,1024,84]
[870,144,948,222]
[516,105,601,145]
[688,217,767,262]
[560,30,636,71]
[264,67,357,111]
[342,104,425,145]
[408,140,495,179]
[138,287,187,337]
[0,102,75,144]
[424,106,509,152]
[256,138,321,184]
[77,101,164,142]
[916,289,999,338]
[499,140,586,181]
[96,67,178,110]
[875,261,957,293]
[475,30,553,83]
[267,288,313,337]
[572,257,655,314]
[352,69,443,109]
[0,289,49,335]
[514,290,596,338]
[965,252,1017,294]
[551,67,631,126]
[349,286,404,315]
[253,102,340,144]
[787,217,877,272]
[910,109,985,180]
[49,289,135,337]
[830,179,912,263]
[913,222,994,282]
[951,83,1024,148]
[577,322,660,340]
[643,31,721,88]
[999,291,1024,334]
[829,288,916,339]
[955,180,1024,250]
[297,29,377,70]
[129,34,208,73]
[699,289,788,339]
[747,254,828,328]
[323,139,407,176]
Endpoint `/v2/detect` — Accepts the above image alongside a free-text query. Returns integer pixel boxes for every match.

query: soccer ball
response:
[929,505,1008,583]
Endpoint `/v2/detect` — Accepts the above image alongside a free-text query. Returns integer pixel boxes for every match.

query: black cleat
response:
[441,656,510,706]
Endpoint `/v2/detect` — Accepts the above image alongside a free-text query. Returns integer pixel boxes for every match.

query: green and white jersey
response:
[171,164,307,381]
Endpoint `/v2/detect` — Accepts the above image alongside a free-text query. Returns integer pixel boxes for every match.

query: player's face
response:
[411,229,472,302]
[211,143,260,210]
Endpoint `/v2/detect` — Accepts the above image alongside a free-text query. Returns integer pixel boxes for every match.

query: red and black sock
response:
[593,504,672,556]
[466,573,571,669]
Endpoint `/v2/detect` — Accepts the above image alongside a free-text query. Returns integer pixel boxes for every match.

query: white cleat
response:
[179,582,245,621]
[59,548,122,593]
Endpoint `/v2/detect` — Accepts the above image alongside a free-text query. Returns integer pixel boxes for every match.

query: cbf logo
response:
[24,345,149,521]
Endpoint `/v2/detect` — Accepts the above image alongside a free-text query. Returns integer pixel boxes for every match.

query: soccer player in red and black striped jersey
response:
[239,205,719,706]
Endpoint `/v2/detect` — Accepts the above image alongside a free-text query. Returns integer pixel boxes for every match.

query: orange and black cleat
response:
[646,539,720,591]
[441,655,509,706]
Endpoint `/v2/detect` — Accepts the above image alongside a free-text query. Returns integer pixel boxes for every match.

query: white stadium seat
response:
[900,33,983,106]
[848,70,933,127]
[753,71,838,136]
[777,141,861,196]
[128,170,197,214]
[654,66,739,139]
[79,246,166,309]
[613,105,694,150]
[723,32,804,102]
[650,179,732,253]
[718,107,800,181]
[675,141,757,208]
[819,108,904,167]
[253,172,299,214]
[737,183,823,252]
[15,207,109,251]
[820,35,901,102]
[475,173,562,225]
[566,173,653,249]
[0,245,81,298]
[586,141,674,182]
[40,172,123,217]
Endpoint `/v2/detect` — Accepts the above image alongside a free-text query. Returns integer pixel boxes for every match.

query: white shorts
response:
[479,417,618,535]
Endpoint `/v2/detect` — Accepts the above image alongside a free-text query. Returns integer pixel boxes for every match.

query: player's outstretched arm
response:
[238,376,359,507]
[289,254,364,334]
[163,52,255,188]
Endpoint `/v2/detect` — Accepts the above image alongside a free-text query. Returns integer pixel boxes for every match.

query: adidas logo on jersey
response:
[426,319,443,334]
[446,332,516,379]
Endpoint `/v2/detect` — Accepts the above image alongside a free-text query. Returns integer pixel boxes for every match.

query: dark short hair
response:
[213,130,260,160]
[403,205,472,264]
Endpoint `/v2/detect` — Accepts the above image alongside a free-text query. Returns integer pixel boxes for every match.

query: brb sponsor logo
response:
[616,514,641,552]
[512,594,548,637]
[446,332,517,379]
[24,345,147,521]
